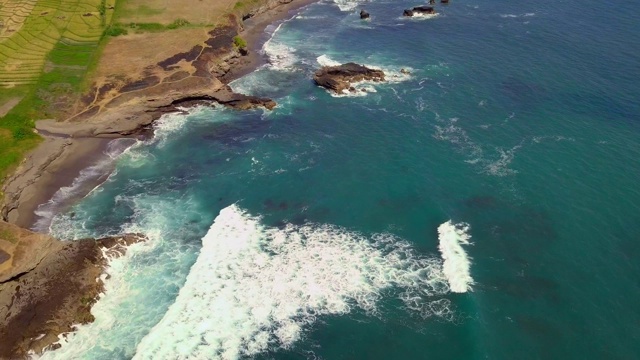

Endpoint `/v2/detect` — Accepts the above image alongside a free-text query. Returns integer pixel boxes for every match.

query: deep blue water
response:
[38,0,640,359]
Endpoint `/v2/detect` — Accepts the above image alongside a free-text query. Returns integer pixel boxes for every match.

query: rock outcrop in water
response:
[313,63,385,94]
[403,6,437,17]
[0,221,145,359]
[360,10,370,19]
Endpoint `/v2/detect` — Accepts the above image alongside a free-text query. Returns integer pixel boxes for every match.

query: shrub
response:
[167,18,190,29]
[233,36,247,49]
[12,126,31,140]
[104,25,128,37]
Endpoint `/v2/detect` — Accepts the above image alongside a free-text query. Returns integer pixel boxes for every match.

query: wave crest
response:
[437,221,474,293]
[134,205,451,359]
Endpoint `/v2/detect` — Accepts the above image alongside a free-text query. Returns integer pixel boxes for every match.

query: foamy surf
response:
[437,221,474,293]
[331,0,360,12]
[133,205,451,359]
[39,195,205,360]
[262,22,298,71]
[32,138,137,233]
[401,13,439,20]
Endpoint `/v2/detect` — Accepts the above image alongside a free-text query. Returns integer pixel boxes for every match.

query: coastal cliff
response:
[0,220,145,358]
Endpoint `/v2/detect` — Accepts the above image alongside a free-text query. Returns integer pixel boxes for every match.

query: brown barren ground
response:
[114,0,238,25]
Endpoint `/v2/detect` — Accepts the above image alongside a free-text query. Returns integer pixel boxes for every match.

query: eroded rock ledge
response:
[0,221,145,359]
[313,63,386,94]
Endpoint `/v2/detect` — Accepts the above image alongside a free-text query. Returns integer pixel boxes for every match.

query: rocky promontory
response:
[0,221,145,359]
[313,63,385,94]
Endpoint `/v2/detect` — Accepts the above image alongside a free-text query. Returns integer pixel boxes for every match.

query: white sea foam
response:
[263,41,298,70]
[437,221,473,293]
[433,117,484,160]
[134,205,451,359]
[262,23,298,71]
[331,0,360,12]
[402,12,439,20]
[316,54,342,67]
[483,144,522,177]
[500,13,535,18]
[39,195,202,359]
[32,138,137,233]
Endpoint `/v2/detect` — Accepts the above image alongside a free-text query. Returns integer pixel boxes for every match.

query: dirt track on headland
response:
[0,0,317,229]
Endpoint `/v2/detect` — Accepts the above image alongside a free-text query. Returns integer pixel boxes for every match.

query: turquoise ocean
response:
[35,0,640,358]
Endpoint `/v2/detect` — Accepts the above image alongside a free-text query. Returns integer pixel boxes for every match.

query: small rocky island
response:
[313,63,385,94]
[403,6,437,17]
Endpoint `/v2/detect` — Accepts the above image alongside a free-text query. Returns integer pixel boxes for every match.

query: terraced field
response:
[0,0,115,186]
[0,0,112,87]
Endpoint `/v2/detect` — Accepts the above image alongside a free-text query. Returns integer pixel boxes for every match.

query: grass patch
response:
[0,227,19,244]
[104,24,128,36]
[167,18,190,29]
[126,22,166,32]
[233,0,262,13]
[108,19,193,34]
[233,35,247,49]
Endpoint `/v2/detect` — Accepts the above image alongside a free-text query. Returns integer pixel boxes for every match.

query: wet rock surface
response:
[313,62,385,94]
[0,221,145,359]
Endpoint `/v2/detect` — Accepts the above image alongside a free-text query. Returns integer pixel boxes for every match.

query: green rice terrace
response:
[0,0,114,190]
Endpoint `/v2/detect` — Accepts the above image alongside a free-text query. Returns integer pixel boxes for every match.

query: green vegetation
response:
[0,0,247,190]
[167,18,190,29]
[98,0,107,26]
[0,228,19,244]
[101,19,193,36]
[104,24,128,36]
[233,0,262,13]
[233,35,247,49]
[0,0,115,188]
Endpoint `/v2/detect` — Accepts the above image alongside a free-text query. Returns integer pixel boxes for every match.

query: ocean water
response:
[35,0,640,358]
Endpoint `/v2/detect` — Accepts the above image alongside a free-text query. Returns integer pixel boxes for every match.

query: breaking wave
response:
[331,0,360,12]
[32,138,136,233]
[437,221,473,293]
[133,205,452,359]
[262,23,298,71]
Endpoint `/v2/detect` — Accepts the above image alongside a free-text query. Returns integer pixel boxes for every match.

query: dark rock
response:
[360,10,370,19]
[0,221,146,359]
[313,62,385,94]
[414,6,436,13]
[212,86,277,110]
[441,0,449,3]
[430,0,436,4]
[403,6,437,16]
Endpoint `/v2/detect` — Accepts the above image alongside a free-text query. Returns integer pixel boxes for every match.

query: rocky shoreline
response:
[0,0,316,358]
[0,0,314,228]
[0,220,145,358]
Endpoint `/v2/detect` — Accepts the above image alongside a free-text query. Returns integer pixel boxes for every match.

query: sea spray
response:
[133,205,452,359]
[437,221,474,293]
